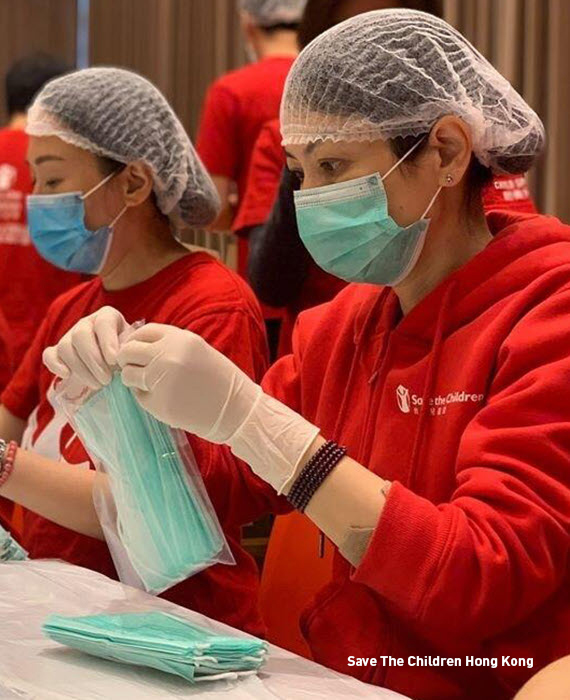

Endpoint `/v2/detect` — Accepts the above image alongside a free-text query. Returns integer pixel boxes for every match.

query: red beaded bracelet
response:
[0,441,18,489]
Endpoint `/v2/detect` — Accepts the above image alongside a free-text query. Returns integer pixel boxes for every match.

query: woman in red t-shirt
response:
[0,67,283,636]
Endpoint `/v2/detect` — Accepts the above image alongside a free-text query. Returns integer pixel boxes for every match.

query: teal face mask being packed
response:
[294,139,442,286]
[62,373,233,594]
[43,611,268,682]
[27,170,127,274]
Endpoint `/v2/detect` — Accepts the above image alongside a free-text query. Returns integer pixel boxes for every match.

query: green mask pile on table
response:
[43,611,268,682]
[0,524,28,561]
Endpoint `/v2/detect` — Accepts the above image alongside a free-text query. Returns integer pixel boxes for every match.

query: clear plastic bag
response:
[57,373,234,594]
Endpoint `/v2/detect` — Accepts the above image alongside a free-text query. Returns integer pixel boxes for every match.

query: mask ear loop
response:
[420,185,443,219]
[381,134,443,218]
[381,135,427,182]
[109,205,128,228]
[81,169,119,200]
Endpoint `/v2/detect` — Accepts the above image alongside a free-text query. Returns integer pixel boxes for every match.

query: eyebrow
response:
[284,142,321,160]
[32,155,65,165]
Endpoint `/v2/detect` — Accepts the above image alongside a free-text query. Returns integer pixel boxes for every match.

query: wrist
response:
[281,434,326,496]
[0,441,19,491]
[228,391,320,494]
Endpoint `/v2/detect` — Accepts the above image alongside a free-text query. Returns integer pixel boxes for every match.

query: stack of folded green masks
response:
[0,524,28,561]
[71,374,230,593]
[43,611,269,682]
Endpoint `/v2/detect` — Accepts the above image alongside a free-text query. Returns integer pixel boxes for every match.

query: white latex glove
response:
[117,324,320,493]
[43,306,129,391]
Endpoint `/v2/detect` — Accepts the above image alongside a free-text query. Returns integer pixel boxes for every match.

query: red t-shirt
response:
[196,56,295,206]
[235,118,540,354]
[1,252,282,635]
[0,128,82,389]
[196,55,295,294]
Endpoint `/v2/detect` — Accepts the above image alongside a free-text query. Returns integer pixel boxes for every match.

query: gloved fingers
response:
[130,382,178,428]
[42,345,71,379]
[126,322,171,345]
[92,307,128,367]
[71,324,113,387]
[116,339,158,369]
[130,386,156,416]
[53,335,103,391]
[120,364,149,391]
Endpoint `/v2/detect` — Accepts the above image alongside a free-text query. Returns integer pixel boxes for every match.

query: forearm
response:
[284,435,389,560]
[0,449,103,539]
[208,175,235,231]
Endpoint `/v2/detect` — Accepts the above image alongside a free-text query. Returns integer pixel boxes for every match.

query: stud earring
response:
[445,174,454,184]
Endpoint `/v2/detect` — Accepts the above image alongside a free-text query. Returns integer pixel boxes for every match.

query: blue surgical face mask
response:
[27,170,127,274]
[293,141,442,286]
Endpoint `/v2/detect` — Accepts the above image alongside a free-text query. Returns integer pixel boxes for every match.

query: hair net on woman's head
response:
[26,67,220,228]
[281,9,545,174]
[241,0,307,27]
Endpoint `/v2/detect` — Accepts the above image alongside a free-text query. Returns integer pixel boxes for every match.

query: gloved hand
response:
[43,306,129,390]
[118,324,320,493]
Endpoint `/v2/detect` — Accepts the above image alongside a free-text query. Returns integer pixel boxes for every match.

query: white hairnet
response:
[281,9,545,173]
[241,0,307,27]
[26,67,220,229]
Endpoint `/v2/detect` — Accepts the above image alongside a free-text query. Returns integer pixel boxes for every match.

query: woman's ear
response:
[428,115,473,188]
[118,161,154,207]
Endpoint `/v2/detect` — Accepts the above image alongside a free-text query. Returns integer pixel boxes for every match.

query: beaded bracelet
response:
[0,441,18,489]
[287,440,347,513]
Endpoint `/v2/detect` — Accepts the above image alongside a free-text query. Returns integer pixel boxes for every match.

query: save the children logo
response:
[396,385,411,414]
[0,164,17,191]
[396,384,485,416]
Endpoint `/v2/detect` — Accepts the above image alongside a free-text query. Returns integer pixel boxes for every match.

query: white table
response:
[0,560,410,700]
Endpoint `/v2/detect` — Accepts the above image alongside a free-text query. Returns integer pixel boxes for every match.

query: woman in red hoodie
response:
[44,10,570,700]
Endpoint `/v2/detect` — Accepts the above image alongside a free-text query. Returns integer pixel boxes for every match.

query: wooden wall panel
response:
[0,0,77,124]
[88,0,244,138]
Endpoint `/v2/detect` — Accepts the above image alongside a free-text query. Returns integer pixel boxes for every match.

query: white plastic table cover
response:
[0,560,411,700]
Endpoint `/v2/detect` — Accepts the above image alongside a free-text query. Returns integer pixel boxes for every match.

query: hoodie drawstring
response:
[406,281,456,489]
[331,287,391,442]
[321,288,390,561]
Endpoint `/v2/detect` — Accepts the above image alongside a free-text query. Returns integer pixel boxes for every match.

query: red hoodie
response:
[261,212,570,699]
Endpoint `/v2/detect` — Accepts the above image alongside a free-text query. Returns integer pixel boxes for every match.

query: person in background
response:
[47,11,570,698]
[196,0,306,235]
[0,67,285,638]
[0,53,81,391]
[237,0,537,358]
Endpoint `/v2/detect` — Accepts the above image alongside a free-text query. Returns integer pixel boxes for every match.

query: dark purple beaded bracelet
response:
[287,440,347,512]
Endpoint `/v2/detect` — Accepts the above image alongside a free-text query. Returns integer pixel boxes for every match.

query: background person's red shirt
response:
[196,55,295,290]
[1,253,283,636]
[0,127,82,389]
